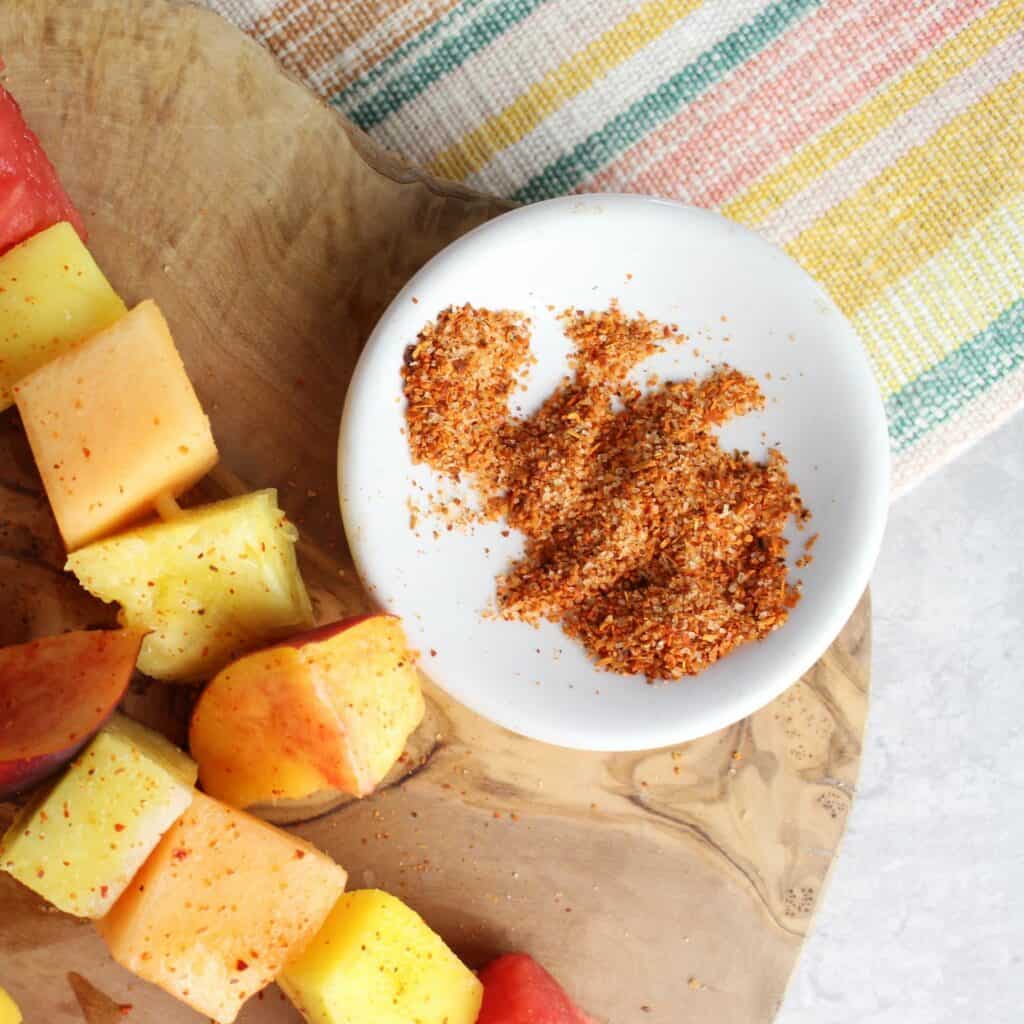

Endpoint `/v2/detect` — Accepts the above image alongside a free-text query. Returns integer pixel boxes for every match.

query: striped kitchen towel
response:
[206,0,1023,496]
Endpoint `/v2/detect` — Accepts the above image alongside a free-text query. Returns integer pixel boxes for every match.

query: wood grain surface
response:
[0,2,871,1022]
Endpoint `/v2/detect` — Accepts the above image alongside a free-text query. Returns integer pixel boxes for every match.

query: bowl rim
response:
[338,193,890,750]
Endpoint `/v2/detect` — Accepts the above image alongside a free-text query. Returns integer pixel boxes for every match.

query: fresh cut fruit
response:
[279,889,482,1024]
[0,714,196,918]
[0,221,125,410]
[477,953,593,1024]
[0,628,143,799]
[97,791,347,1024]
[0,86,85,256]
[67,489,313,681]
[190,615,425,807]
[15,299,218,550]
[0,984,21,1024]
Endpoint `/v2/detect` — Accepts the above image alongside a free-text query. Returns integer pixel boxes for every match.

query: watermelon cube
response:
[0,85,85,255]
[478,954,593,1024]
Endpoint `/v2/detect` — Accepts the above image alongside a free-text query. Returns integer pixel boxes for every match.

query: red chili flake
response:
[117,1003,132,1016]
[236,959,249,971]
[294,849,306,859]
[100,885,109,899]
[172,848,190,861]
[114,823,126,832]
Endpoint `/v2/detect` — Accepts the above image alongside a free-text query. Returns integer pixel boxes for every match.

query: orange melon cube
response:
[14,299,217,551]
[97,792,346,1024]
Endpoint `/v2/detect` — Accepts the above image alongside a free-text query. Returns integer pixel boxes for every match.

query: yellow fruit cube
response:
[15,299,218,551]
[0,985,21,1024]
[97,792,347,1024]
[67,489,314,681]
[0,221,125,410]
[0,714,196,918]
[280,890,483,1024]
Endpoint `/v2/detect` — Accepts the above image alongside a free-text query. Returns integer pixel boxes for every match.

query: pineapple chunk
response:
[0,714,195,918]
[0,221,125,410]
[280,889,483,1024]
[15,299,218,551]
[97,792,347,1024]
[0,985,21,1024]
[66,489,314,682]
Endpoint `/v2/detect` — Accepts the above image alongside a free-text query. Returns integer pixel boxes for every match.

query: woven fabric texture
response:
[205,0,1024,496]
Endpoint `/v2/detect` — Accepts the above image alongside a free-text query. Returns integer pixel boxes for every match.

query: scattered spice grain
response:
[402,301,809,680]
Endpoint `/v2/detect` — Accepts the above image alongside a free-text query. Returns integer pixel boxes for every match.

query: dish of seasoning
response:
[340,195,888,750]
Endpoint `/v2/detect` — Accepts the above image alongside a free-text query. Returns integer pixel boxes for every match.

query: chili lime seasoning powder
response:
[402,302,808,680]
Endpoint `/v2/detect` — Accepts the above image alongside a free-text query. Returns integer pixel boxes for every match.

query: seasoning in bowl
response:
[402,302,809,681]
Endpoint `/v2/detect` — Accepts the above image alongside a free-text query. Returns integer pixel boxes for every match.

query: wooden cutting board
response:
[0,2,871,1022]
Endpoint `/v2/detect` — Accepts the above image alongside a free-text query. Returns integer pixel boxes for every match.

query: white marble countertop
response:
[779,412,1024,1023]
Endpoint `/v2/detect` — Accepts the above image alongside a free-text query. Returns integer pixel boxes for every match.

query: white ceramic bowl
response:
[339,195,888,751]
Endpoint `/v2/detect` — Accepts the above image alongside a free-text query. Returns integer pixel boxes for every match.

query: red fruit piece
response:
[0,629,143,798]
[0,85,86,255]
[478,954,594,1024]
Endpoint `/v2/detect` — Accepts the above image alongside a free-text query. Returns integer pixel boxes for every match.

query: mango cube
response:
[0,985,20,1024]
[280,889,483,1024]
[15,299,217,551]
[97,791,347,1024]
[0,221,125,410]
[0,713,196,918]
[67,489,314,681]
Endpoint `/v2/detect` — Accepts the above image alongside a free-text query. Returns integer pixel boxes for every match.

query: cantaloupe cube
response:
[14,299,217,551]
[280,890,483,1024]
[0,985,21,1024]
[0,221,125,410]
[67,489,314,681]
[97,792,347,1024]
[0,713,196,918]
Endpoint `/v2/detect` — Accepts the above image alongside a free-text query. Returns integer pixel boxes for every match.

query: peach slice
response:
[0,629,143,799]
[190,615,425,807]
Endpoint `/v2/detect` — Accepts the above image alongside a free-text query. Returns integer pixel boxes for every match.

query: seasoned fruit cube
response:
[0,86,86,256]
[0,221,124,410]
[0,714,196,918]
[97,792,347,1024]
[0,628,143,799]
[477,954,593,1024]
[190,615,425,807]
[67,489,314,681]
[0,984,21,1024]
[15,299,217,550]
[280,889,482,1024]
